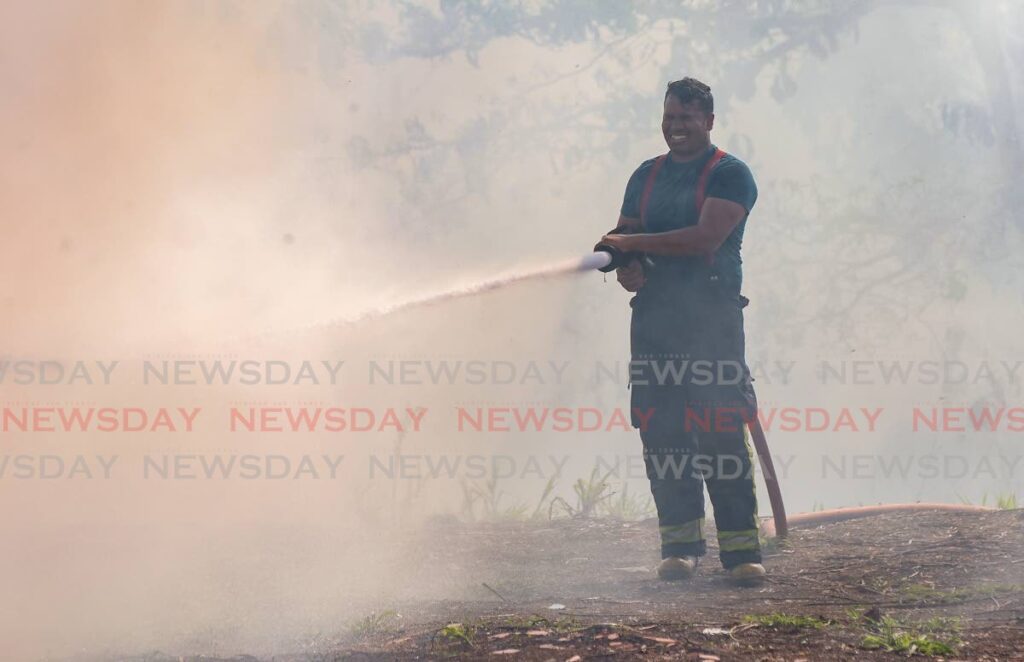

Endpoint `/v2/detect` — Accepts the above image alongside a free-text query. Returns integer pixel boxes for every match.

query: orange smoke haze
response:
[0,2,285,354]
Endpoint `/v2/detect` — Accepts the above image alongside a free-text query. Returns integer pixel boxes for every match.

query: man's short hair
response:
[665,77,714,115]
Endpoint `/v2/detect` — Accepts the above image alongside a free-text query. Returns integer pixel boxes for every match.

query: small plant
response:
[348,609,401,638]
[979,492,1019,509]
[743,613,829,629]
[460,477,502,520]
[460,477,535,522]
[550,466,616,518]
[571,466,616,517]
[861,615,960,656]
[844,607,866,621]
[996,493,1018,510]
[438,622,474,647]
[529,475,559,520]
[599,482,656,520]
[458,476,560,522]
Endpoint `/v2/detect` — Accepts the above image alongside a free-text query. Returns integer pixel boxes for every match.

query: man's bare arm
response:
[606,198,747,256]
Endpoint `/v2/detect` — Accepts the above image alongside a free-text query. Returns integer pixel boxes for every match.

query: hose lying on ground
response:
[758,502,997,539]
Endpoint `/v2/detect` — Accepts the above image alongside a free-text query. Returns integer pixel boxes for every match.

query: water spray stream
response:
[233,250,615,345]
[321,250,613,328]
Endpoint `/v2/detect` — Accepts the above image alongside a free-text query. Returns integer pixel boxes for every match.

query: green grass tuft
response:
[438,622,474,646]
[348,609,401,637]
[599,482,656,520]
[860,615,960,656]
[996,493,1018,510]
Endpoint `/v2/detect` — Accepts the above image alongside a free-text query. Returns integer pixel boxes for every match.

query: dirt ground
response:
[139,509,1023,661]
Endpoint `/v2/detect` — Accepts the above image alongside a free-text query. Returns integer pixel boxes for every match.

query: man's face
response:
[662,95,714,157]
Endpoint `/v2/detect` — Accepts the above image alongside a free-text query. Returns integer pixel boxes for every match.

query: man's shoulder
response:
[707,149,758,211]
[712,150,753,176]
[623,155,666,192]
[631,154,665,176]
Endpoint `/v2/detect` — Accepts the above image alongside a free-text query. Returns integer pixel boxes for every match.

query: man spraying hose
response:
[597,78,765,585]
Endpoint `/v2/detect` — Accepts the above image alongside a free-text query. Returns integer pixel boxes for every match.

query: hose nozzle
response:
[593,227,639,273]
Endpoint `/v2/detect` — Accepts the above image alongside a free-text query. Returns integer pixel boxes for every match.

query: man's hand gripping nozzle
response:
[593,227,640,273]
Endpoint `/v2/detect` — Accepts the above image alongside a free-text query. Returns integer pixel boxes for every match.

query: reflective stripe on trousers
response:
[717,528,761,552]
[659,517,705,545]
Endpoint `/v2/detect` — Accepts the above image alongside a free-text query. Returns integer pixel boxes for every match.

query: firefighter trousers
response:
[629,292,762,569]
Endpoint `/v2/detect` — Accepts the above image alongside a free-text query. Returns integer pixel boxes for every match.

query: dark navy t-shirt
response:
[620,145,757,302]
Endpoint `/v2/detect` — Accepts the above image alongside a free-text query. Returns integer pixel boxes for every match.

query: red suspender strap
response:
[638,154,667,230]
[697,148,727,266]
[695,147,727,213]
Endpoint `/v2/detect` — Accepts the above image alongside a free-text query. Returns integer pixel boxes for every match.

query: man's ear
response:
[706,112,715,131]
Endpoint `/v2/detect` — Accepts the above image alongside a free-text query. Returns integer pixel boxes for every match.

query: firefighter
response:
[597,77,765,585]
